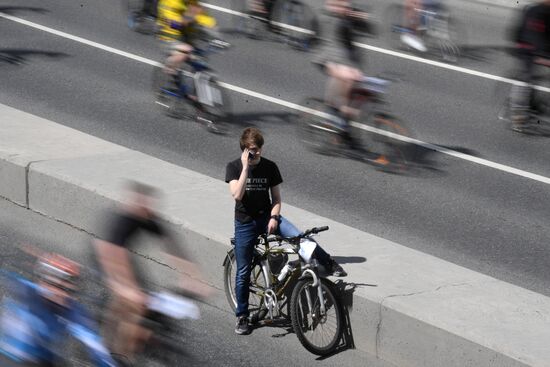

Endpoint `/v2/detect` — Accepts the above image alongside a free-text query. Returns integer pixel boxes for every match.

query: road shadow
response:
[458,44,512,63]
[397,143,481,178]
[222,110,297,136]
[331,256,366,265]
[0,6,49,15]
[0,49,69,65]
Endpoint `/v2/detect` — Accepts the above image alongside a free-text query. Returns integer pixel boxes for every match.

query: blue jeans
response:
[233,215,332,317]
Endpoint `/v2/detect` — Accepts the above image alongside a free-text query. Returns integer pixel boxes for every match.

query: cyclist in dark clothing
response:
[94,182,209,363]
[225,128,346,336]
[508,1,550,131]
[313,1,369,148]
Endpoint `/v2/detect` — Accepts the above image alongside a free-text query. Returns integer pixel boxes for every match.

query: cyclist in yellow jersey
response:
[156,0,216,72]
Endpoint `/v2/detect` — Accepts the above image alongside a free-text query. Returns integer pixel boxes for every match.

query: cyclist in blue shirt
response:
[0,252,117,367]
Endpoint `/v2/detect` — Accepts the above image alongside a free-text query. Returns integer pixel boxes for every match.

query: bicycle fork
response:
[302,268,326,317]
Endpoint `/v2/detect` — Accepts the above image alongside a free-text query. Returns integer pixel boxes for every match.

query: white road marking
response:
[2,11,550,186]
[201,2,316,35]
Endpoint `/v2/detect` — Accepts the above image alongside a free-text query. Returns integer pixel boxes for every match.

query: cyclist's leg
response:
[403,0,422,30]
[106,294,145,359]
[401,0,427,51]
[324,63,363,121]
[164,42,193,73]
[277,217,342,273]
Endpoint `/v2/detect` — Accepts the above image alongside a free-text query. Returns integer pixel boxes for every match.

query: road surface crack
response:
[375,281,474,356]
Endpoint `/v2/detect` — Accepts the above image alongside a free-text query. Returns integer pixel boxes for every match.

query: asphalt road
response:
[0,198,388,367]
[1,0,550,304]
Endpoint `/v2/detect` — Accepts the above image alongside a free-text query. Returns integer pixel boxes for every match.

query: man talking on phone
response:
[225,127,346,335]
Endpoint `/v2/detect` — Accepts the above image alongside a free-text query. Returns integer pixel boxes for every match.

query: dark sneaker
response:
[235,316,251,335]
[329,259,347,277]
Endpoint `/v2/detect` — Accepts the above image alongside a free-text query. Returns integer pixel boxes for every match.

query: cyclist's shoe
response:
[235,316,251,335]
[329,259,347,277]
[401,33,427,52]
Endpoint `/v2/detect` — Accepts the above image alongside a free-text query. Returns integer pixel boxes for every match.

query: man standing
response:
[225,127,346,335]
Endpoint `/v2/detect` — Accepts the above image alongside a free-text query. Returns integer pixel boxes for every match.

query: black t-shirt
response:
[225,157,283,223]
[104,211,166,249]
[103,211,185,257]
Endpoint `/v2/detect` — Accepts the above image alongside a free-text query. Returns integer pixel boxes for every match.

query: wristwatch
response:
[270,215,280,221]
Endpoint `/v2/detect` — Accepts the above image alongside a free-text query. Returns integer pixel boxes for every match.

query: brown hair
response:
[239,127,264,151]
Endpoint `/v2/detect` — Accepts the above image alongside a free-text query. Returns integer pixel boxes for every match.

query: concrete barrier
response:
[2,103,550,366]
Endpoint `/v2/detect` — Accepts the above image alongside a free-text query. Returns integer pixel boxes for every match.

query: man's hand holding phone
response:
[241,148,251,169]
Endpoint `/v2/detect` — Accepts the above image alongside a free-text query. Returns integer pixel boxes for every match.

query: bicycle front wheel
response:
[297,98,342,155]
[152,67,195,119]
[290,277,343,356]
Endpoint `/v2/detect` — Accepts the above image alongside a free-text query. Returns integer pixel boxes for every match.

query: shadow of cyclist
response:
[0,49,69,65]
[0,6,49,15]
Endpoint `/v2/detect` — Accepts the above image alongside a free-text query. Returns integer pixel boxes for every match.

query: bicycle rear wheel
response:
[152,67,196,119]
[297,98,342,155]
[271,0,320,51]
[223,249,269,322]
[290,277,342,356]
[426,13,463,62]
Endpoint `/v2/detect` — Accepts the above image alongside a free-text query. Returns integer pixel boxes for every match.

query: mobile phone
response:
[248,152,255,161]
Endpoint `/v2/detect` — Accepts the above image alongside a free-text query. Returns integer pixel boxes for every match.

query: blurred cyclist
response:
[508,0,550,131]
[313,0,369,148]
[0,249,116,366]
[94,181,210,363]
[156,0,216,72]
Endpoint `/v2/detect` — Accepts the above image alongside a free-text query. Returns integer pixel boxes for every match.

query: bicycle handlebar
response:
[261,226,329,244]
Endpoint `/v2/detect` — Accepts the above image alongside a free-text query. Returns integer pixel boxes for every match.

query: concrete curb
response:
[2,103,550,366]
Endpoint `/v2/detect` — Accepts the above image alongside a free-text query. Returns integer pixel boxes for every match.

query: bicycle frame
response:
[254,236,328,320]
